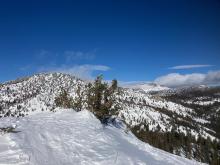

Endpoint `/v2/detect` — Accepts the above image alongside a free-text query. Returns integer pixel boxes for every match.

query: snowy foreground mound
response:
[0,109,203,165]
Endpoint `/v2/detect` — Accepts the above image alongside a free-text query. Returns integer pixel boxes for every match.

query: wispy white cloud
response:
[38,64,110,80]
[20,49,104,79]
[154,70,220,87]
[34,49,96,63]
[20,65,32,71]
[35,49,51,60]
[65,51,95,62]
[169,64,214,70]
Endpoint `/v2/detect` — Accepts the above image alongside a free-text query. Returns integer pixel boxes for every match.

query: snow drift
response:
[0,109,203,165]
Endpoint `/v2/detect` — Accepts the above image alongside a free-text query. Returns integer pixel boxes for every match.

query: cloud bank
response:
[155,70,220,87]
[169,64,213,70]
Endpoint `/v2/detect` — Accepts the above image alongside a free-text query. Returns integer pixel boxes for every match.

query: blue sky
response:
[0,0,220,87]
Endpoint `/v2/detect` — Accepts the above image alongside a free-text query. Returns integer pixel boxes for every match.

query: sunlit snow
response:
[0,109,203,165]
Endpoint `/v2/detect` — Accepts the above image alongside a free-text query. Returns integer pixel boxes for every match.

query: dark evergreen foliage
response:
[85,75,119,123]
[131,124,220,164]
[54,89,73,108]
[54,75,119,124]
[73,85,84,112]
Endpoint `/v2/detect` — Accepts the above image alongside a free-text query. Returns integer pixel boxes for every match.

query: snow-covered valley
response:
[0,109,203,165]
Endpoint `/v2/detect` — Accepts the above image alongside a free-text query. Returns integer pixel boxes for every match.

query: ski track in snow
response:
[0,109,204,165]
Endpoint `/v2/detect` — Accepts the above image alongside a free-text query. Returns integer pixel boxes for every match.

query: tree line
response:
[131,124,220,165]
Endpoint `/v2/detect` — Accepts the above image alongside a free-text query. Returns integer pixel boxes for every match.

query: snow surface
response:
[0,109,203,165]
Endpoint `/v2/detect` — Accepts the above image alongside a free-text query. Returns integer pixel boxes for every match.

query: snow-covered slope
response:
[0,73,210,136]
[0,109,203,165]
[0,73,219,164]
[0,73,209,140]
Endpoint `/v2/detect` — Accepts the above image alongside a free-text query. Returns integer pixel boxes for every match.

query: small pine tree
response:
[111,79,118,92]
[55,88,72,108]
[86,75,119,124]
[73,85,84,111]
[92,75,109,121]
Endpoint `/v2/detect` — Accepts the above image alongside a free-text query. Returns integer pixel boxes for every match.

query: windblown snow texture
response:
[0,109,203,165]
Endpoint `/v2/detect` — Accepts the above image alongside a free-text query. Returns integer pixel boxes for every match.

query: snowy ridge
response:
[0,109,203,165]
[0,73,217,140]
[0,73,86,116]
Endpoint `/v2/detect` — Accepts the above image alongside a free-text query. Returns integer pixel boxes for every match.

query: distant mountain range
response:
[122,82,170,93]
